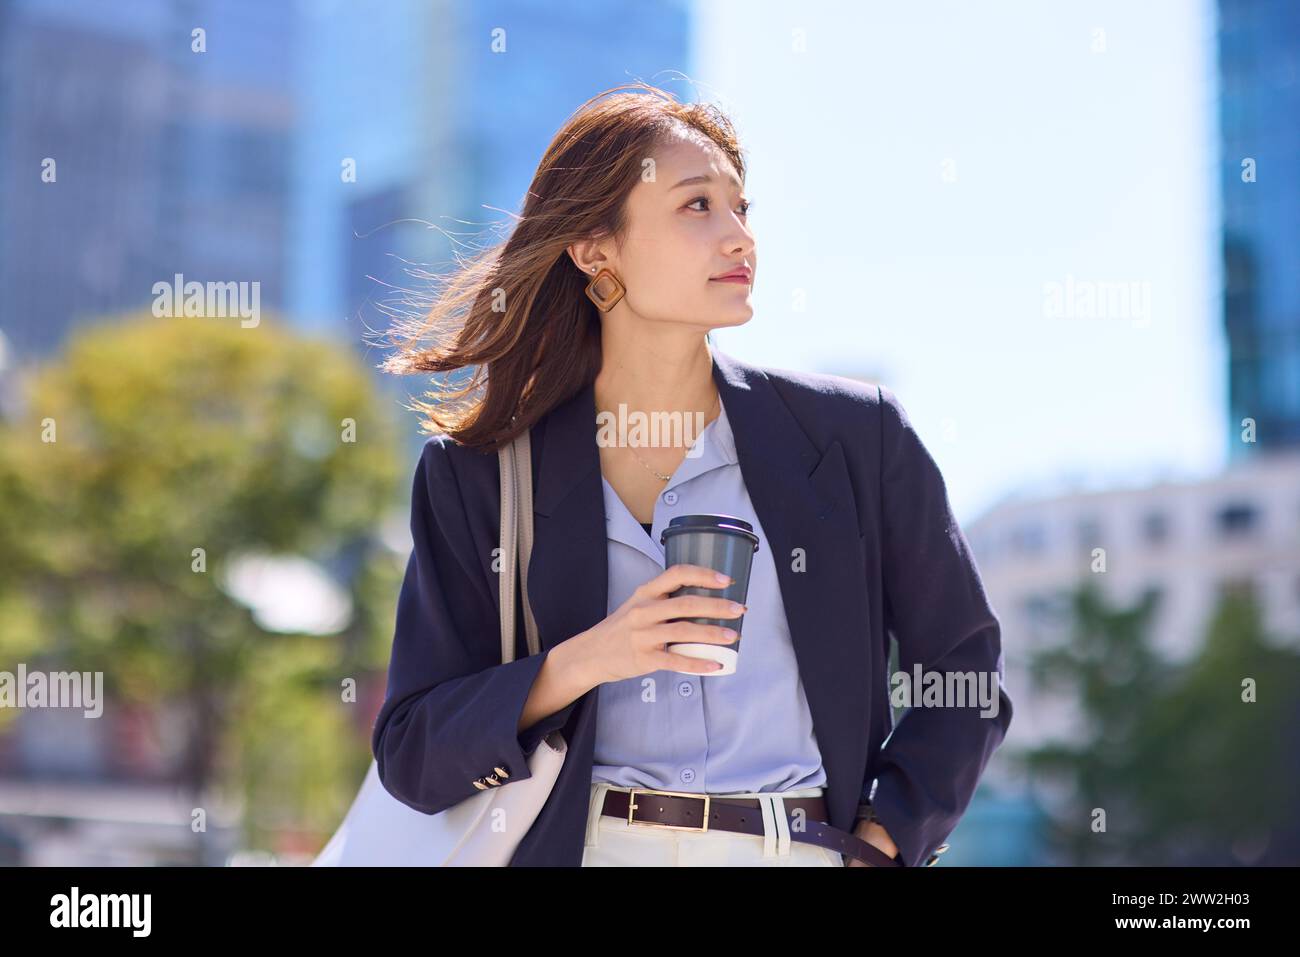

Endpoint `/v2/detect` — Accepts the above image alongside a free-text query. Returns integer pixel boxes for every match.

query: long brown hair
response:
[376,81,746,454]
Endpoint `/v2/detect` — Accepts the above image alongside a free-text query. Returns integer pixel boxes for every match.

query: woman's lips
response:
[710,275,751,284]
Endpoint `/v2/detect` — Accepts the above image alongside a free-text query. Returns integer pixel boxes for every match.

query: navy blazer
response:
[371,345,1013,866]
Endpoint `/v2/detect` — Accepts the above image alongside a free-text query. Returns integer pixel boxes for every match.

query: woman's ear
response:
[567,239,599,274]
[568,235,614,276]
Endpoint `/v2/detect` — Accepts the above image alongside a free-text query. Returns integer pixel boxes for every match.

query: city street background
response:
[0,0,1296,865]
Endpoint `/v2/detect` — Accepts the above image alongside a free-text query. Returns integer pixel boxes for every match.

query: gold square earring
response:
[584,266,626,312]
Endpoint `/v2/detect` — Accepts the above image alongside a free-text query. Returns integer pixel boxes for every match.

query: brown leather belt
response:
[599,787,902,867]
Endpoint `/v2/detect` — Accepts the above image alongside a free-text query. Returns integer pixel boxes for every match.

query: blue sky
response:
[690,0,1222,523]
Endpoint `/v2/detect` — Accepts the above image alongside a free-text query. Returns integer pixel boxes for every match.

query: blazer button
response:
[925,843,951,866]
[484,774,501,786]
[471,778,490,790]
[493,765,510,779]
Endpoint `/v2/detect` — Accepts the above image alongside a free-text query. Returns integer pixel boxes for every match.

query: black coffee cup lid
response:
[660,513,760,551]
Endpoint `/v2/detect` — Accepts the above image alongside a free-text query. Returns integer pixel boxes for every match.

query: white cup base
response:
[668,643,737,676]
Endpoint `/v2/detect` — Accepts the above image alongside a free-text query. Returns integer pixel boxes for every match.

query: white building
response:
[966,449,1300,753]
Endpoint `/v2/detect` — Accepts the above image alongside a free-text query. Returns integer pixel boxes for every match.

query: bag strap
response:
[498,427,540,664]
[513,428,541,656]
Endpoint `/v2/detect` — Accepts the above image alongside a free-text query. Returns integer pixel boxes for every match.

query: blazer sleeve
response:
[862,385,1014,866]
[370,439,581,815]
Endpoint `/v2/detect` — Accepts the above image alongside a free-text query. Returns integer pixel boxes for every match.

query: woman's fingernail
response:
[715,571,731,584]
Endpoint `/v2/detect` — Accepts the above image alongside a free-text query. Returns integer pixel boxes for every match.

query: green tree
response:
[1137,585,1300,864]
[1019,577,1300,864]
[1018,579,1166,864]
[0,312,407,862]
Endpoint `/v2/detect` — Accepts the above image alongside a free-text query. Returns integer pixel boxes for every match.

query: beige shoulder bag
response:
[312,427,567,866]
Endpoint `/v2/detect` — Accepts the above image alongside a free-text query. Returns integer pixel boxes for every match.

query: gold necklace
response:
[625,391,720,482]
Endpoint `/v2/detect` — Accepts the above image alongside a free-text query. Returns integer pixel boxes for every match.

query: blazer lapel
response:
[527,379,608,657]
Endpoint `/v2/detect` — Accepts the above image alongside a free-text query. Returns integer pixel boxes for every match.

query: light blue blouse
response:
[592,393,828,794]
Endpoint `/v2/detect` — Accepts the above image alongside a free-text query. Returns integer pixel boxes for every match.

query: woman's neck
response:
[593,333,719,430]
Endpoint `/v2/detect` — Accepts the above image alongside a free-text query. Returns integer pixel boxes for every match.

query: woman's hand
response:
[570,564,744,686]
[845,819,900,867]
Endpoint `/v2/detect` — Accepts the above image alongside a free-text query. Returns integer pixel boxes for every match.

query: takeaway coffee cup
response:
[660,513,760,676]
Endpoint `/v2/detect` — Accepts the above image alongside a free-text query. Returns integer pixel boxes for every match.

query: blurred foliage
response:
[0,311,412,858]
[1019,578,1300,865]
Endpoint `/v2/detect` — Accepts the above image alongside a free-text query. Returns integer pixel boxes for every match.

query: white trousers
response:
[581,782,844,867]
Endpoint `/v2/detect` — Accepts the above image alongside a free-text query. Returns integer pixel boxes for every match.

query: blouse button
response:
[662,490,679,506]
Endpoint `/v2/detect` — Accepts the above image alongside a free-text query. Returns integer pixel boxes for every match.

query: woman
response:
[371,83,1012,867]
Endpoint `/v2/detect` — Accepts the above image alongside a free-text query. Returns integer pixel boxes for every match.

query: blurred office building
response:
[967,451,1300,749]
[0,0,297,361]
[1217,0,1300,457]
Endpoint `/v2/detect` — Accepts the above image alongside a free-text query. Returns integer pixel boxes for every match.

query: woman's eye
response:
[687,196,753,216]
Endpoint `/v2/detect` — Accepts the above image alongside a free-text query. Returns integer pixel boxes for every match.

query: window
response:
[1075,516,1102,551]
[1010,521,1047,556]
[1142,510,1170,546]
[1215,501,1259,538]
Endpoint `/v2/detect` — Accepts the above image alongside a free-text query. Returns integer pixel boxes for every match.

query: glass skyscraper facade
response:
[1217,0,1300,457]
[0,0,297,359]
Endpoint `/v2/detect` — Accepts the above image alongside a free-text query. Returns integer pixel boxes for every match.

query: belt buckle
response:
[626,787,711,832]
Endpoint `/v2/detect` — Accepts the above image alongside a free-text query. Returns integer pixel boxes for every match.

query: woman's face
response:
[579,131,756,331]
